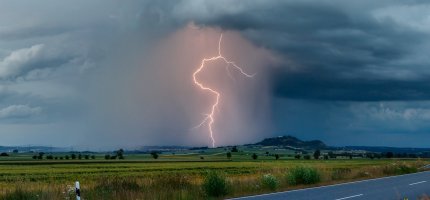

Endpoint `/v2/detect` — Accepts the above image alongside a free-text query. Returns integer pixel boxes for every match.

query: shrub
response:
[261,174,279,190]
[202,171,229,197]
[287,166,321,185]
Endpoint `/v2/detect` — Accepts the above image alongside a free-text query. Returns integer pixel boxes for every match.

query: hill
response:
[254,135,327,149]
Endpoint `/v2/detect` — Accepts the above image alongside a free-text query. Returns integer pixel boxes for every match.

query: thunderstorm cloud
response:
[1,0,430,148]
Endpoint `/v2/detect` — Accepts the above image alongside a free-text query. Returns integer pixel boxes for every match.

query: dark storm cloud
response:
[185,0,430,101]
[272,71,430,101]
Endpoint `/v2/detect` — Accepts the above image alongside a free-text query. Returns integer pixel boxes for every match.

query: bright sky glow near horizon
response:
[1,0,430,149]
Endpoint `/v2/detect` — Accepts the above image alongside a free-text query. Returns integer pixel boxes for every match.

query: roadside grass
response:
[0,159,427,199]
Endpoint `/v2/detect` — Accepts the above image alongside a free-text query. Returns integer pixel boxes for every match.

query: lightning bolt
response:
[193,34,255,148]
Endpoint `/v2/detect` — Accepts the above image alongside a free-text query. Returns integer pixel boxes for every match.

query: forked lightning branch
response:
[192,34,255,148]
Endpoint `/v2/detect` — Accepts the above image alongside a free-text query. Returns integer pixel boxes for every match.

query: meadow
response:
[0,150,428,200]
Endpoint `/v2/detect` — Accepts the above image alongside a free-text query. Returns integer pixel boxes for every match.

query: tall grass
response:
[0,160,426,199]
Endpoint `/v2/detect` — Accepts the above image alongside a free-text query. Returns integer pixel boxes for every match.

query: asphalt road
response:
[230,171,430,200]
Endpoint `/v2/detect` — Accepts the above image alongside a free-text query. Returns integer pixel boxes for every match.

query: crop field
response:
[0,151,428,200]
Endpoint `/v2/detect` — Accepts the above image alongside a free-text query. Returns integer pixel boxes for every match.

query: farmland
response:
[0,150,428,200]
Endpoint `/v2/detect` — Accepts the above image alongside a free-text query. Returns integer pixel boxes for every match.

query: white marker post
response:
[75,181,81,200]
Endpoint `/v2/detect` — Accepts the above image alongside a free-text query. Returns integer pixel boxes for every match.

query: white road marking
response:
[334,194,363,200]
[228,171,430,200]
[409,181,426,186]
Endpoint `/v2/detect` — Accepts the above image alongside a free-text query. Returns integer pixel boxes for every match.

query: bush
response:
[202,171,229,197]
[261,174,279,190]
[287,166,321,185]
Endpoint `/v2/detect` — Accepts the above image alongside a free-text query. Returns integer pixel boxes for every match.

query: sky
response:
[1,0,430,149]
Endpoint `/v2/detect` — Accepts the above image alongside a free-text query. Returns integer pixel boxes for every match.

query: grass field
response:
[0,151,428,199]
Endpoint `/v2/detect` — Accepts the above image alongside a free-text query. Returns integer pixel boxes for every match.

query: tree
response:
[116,149,124,157]
[110,155,117,159]
[294,154,301,159]
[328,151,336,159]
[71,154,76,159]
[323,155,329,160]
[12,149,18,153]
[65,155,70,160]
[386,152,394,158]
[304,155,311,160]
[32,155,37,159]
[150,152,159,159]
[78,154,82,160]
[226,152,232,160]
[46,155,53,160]
[91,155,96,159]
[313,150,321,160]
[252,153,258,160]
[84,155,89,160]
[275,154,280,160]
[231,146,238,152]
[0,152,9,157]
[104,154,110,160]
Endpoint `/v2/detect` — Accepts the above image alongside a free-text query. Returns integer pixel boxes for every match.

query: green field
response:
[0,150,428,200]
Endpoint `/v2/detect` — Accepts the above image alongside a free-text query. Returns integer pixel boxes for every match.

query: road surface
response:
[230,171,430,200]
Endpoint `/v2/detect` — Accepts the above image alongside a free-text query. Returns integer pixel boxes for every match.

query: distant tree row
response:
[104,149,125,160]
[32,152,96,160]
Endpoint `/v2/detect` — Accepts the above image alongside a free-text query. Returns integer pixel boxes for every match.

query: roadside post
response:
[75,181,81,200]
